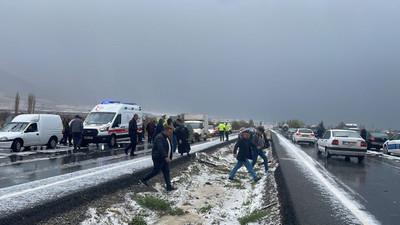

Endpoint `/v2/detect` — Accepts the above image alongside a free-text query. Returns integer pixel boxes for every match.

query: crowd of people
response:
[60,114,270,192]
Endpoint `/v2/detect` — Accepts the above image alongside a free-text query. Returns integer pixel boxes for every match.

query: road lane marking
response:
[0,157,150,201]
[274,131,380,225]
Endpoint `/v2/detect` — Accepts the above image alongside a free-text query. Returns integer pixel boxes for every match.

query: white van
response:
[82,101,142,147]
[0,114,63,152]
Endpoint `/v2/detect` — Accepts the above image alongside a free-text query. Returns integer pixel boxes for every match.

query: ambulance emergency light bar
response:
[101,100,136,105]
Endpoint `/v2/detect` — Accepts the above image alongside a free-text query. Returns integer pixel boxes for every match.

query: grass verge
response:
[237,209,271,225]
[132,195,184,216]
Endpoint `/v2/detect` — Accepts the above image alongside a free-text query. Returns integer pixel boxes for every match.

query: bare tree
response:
[14,92,20,115]
[28,94,36,114]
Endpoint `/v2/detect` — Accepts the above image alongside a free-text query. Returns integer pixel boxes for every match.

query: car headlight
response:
[0,137,8,141]
[100,127,109,132]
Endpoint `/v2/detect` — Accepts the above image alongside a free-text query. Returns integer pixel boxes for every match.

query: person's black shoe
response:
[228,177,234,180]
[139,179,149,187]
[124,149,128,155]
[130,153,137,157]
[166,186,177,191]
[254,177,261,182]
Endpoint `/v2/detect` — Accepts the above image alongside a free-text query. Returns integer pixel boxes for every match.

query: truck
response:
[181,114,208,142]
[82,101,142,147]
[0,114,63,152]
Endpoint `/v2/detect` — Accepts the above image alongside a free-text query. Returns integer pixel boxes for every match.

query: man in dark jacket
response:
[177,120,191,156]
[140,126,176,191]
[251,127,269,172]
[146,120,155,143]
[69,115,83,151]
[229,130,260,182]
[124,114,139,156]
[153,119,164,140]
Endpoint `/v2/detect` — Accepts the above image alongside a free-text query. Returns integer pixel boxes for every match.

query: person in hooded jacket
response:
[229,130,260,182]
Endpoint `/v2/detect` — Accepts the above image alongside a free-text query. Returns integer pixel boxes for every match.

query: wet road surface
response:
[274,131,400,225]
[0,137,222,189]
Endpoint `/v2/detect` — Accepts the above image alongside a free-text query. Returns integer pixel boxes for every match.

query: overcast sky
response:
[0,0,399,129]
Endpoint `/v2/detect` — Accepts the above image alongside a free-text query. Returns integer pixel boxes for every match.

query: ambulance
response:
[82,101,142,147]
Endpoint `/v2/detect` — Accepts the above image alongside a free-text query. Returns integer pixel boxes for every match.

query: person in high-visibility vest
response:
[225,122,231,141]
[218,122,225,141]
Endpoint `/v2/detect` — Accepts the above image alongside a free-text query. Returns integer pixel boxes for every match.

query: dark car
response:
[366,131,389,150]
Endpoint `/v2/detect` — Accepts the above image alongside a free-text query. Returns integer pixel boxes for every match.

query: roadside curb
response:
[271,132,299,225]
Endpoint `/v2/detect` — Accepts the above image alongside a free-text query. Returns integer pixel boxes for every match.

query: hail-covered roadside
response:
[81,145,281,225]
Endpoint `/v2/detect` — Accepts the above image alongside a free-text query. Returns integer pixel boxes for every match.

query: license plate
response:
[84,136,93,140]
[302,135,309,137]
[343,141,355,146]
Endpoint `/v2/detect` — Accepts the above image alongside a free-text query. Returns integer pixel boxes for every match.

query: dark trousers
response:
[219,131,225,141]
[62,129,69,145]
[143,158,171,189]
[252,148,268,171]
[72,132,82,150]
[125,137,137,155]
[148,132,154,143]
[225,131,229,141]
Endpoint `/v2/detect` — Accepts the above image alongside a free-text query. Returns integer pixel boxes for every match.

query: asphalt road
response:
[0,136,223,189]
[273,131,400,225]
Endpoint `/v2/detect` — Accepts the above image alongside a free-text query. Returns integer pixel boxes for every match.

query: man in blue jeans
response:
[229,130,261,182]
[252,127,269,172]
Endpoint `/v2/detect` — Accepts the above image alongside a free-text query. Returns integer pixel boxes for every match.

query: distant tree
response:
[336,122,345,129]
[286,119,306,128]
[249,119,254,127]
[27,94,36,113]
[14,92,20,115]
[231,120,240,130]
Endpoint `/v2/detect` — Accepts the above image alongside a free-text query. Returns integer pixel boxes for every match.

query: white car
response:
[383,133,400,155]
[316,129,367,162]
[292,128,317,146]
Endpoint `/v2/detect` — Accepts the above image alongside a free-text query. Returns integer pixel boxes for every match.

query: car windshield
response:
[332,131,361,138]
[371,132,389,138]
[0,122,29,132]
[85,112,116,125]
[299,129,312,133]
[186,122,202,129]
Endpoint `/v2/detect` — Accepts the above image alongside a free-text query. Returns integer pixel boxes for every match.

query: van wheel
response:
[12,140,23,152]
[47,137,57,149]
[108,135,116,148]
[357,156,365,162]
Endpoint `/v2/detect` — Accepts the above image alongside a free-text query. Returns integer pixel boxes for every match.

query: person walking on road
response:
[251,126,269,172]
[218,122,225,141]
[229,130,260,182]
[140,126,176,191]
[176,119,190,156]
[125,114,139,156]
[153,118,164,140]
[61,117,70,146]
[69,115,83,151]
[225,122,231,141]
[146,120,155,143]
